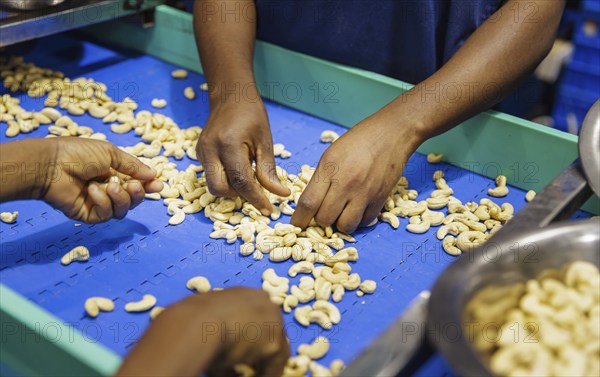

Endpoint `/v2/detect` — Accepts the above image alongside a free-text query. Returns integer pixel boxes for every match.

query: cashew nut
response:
[320,130,339,143]
[60,246,90,265]
[380,211,400,229]
[525,190,536,202]
[0,211,18,224]
[171,69,188,79]
[187,276,211,293]
[426,153,444,164]
[125,294,157,312]
[151,99,167,108]
[84,296,114,318]
[298,336,330,360]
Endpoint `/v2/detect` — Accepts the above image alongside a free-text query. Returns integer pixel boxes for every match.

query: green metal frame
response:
[1,4,598,376]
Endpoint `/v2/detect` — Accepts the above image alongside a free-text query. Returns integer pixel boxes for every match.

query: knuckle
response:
[298,196,318,212]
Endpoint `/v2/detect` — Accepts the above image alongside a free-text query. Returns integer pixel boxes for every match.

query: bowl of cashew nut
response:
[427,217,600,377]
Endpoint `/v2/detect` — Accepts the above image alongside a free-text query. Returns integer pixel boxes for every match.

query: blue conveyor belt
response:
[0,33,592,375]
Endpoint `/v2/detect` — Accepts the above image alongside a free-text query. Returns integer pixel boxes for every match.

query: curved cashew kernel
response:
[341,273,361,290]
[67,103,84,115]
[324,249,349,266]
[314,300,341,324]
[432,170,444,181]
[426,197,450,209]
[380,211,400,229]
[149,306,165,320]
[332,262,351,274]
[442,235,461,256]
[430,188,453,198]
[299,276,316,291]
[308,310,333,329]
[145,192,161,200]
[283,294,299,313]
[495,175,507,186]
[61,246,90,265]
[332,284,345,303]
[488,185,509,197]
[84,297,114,318]
[40,107,61,121]
[182,86,196,100]
[187,276,211,293]
[436,222,469,240]
[321,269,349,284]
[315,277,332,301]
[280,201,295,215]
[406,220,431,234]
[200,82,209,91]
[320,130,339,143]
[88,103,110,118]
[484,219,501,229]
[270,246,293,262]
[274,223,302,236]
[421,210,445,226]
[171,69,188,79]
[151,98,167,108]
[263,268,288,286]
[465,201,479,212]
[269,294,285,306]
[125,294,157,312]
[294,305,312,326]
[306,252,327,264]
[240,242,255,256]
[330,359,346,376]
[289,261,314,277]
[33,112,52,124]
[0,211,18,224]
[48,125,71,136]
[456,231,486,251]
[283,355,311,377]
[6,121,20,137]
[291,285,316,303]
[110,122,132,134]
[457,218,487,233]
[299,336,330,360]
[525,190,536,202]
[169,210,185,225]
[474,205,490,221]
[427,153,444,164]
[359,280,377,294]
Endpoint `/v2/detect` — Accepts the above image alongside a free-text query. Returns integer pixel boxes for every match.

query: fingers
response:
[255,147,291,198]
[336,200,367,234]
[124,181,145,209]
[108,144,157,181]
[221,151,272,214]
[201,149,238,197]
[360,201,383,228]
[290,178,330,229]
[106,182,132,219]
[143,179,164,194]
[87,183,113,223]
[313,190,348,228]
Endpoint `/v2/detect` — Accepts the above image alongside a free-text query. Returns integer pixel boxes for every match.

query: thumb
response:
[255,147,291,198]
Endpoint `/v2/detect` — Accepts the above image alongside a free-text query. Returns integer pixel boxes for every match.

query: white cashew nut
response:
[125,294,157,312]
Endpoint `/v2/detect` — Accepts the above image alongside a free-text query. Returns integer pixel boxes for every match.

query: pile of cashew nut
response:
[466,261,600,377]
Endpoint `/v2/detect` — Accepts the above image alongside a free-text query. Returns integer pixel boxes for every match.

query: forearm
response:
[0,139,55,202]
[194,0,259,109]
[382,0,564,140]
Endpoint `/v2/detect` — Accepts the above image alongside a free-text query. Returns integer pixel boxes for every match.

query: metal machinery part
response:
[0,0,163,47]
[342,100,600,377]
[579,99,600,198]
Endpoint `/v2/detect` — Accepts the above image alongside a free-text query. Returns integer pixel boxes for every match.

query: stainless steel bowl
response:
[428,218,600,376]
[1,0,65,10]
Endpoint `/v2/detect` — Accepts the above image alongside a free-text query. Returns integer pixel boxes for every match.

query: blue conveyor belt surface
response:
[0,34,591,375]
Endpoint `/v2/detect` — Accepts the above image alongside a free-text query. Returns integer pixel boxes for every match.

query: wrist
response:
[207,78,263,111]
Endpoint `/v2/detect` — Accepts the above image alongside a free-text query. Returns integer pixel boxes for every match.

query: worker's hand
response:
[291,113,423,233]
[41,137,163,223]
[115,288,289,377]
[196,100,290,215]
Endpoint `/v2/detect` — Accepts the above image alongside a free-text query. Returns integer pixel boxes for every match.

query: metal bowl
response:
[0,0,65,10]
[428,218,600,376]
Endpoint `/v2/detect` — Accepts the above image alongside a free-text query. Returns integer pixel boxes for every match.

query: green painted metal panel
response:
[0,284,121,376]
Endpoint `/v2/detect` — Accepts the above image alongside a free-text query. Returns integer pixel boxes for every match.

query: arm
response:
[194,0,290,214]
[291,0,565,232]
[0,138,163,223]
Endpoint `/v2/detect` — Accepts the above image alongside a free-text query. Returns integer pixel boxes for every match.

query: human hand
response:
[196,100,290,215]
[116,288,289,377]
[42,137,163,223]
[291,114,423,233]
